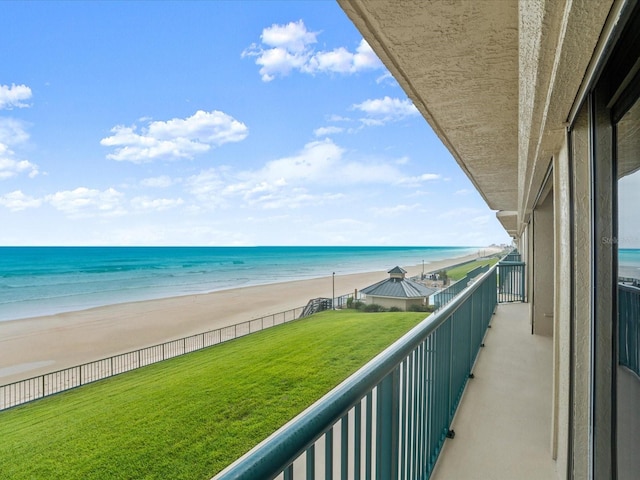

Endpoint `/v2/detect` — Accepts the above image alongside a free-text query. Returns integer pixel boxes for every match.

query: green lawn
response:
[446,257,499,281]
[0,310,426,479]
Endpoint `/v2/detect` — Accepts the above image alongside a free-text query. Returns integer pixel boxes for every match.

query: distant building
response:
[361,267,437,310]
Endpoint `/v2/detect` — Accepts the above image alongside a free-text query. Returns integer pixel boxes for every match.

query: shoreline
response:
[0,249,502,385]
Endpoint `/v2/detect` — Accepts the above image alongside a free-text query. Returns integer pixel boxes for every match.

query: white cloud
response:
[395,173,441,187]
[0,119,40,179]
[0,118,30,144]
[0,84,32,110]
[140,175,175,188]
[314,126,344,137]
[455,189,472,195]
[0,190,42,211]
[243,21,383,81]
[352,96,419,125]
[0,153,39,179]
[184,139,406,211]
[46,187,125,217]
[376,71,395,85]
[185,168,228,205]
[131,196,184,211]
[260,19,318,53]
[101,110,248,163]
[371,203,422,216]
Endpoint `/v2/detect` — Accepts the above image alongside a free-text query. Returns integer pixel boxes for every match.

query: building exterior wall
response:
[532,191,554,337]
[365,296,424,311]
[552,139,571,473]
[569,104,592,480]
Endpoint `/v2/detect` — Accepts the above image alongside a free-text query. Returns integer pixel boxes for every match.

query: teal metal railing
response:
[497,260,526,303]
[504,251,521,262]
[213,265,498,480]
[432,263,491,310]
[432,277,469,309]
[619,282,640,377]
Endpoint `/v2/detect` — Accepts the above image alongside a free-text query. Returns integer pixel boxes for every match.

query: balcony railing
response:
[497,260,526,303]
[213,265,498,480]
[619,282,640,377]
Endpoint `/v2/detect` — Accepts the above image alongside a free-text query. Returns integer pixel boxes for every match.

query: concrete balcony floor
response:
[431,302,557,480]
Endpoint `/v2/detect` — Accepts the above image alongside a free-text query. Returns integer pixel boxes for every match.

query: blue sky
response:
[0,1,511,246]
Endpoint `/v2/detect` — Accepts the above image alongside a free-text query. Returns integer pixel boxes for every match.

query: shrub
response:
[388,306,403,312]
[408,304,430,312]
[363,303,386,312]
[353,301,366,310]
[346,297,354,308]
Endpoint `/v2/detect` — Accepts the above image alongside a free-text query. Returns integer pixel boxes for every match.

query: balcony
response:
[213,259,562,480]
[431,302,556,479]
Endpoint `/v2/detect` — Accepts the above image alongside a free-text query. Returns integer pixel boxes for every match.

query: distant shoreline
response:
[0,245,483,323]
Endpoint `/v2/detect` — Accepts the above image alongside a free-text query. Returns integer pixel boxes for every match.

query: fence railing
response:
[213,264,498,480]
[431,263,491,310]
[432,277,469,310]
[504,252,522,262]
[619,282,640,377]
[497,260,526,303]
[0,305,306,411]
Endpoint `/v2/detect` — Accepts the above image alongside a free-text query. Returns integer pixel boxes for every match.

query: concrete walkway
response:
[431,303,558,480]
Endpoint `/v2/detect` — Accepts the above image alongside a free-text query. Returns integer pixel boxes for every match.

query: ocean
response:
[0,246,479,322]
[620,248,640,279]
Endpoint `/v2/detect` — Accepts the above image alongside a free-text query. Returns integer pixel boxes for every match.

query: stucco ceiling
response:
[338,0,519,213]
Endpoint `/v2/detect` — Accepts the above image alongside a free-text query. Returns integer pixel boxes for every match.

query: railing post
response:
[376,367,399,480]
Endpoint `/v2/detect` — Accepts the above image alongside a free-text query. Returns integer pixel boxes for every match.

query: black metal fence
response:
[0,305,307,411]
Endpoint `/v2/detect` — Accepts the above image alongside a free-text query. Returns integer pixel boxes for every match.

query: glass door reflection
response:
[616,94,640,480]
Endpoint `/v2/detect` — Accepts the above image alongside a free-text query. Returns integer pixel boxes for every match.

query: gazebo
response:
[360,267,437,311]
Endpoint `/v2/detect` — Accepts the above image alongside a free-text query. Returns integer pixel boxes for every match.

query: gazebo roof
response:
[361,268,437,299]
[388,266,407,275]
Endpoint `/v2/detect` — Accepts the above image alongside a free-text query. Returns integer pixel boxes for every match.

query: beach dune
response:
[0,250,500,385]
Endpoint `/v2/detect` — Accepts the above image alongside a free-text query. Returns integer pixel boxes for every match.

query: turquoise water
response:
[0,246,478,322]
[620,248,640,279]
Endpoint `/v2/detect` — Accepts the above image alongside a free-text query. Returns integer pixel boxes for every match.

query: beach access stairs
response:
[299,297,333,318]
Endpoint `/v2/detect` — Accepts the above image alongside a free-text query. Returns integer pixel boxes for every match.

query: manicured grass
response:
[446,257,499,281]
[0,310,426,479]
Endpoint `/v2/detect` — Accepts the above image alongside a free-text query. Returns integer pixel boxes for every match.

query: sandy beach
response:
[0,249,501,385]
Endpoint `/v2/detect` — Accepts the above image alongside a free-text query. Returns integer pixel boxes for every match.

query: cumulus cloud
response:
[352,96,419,125]
[46,187,125,217]
[0,119,39,179]
[0,153,39,179]
[184,139,409,211]
[0,84,32,110]
[313,126,344,137]
[243,20,383,81]
[0,190,42,211]
[101,110,248,163]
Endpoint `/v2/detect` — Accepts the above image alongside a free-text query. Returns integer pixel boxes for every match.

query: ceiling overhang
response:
[337,0,520,215]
